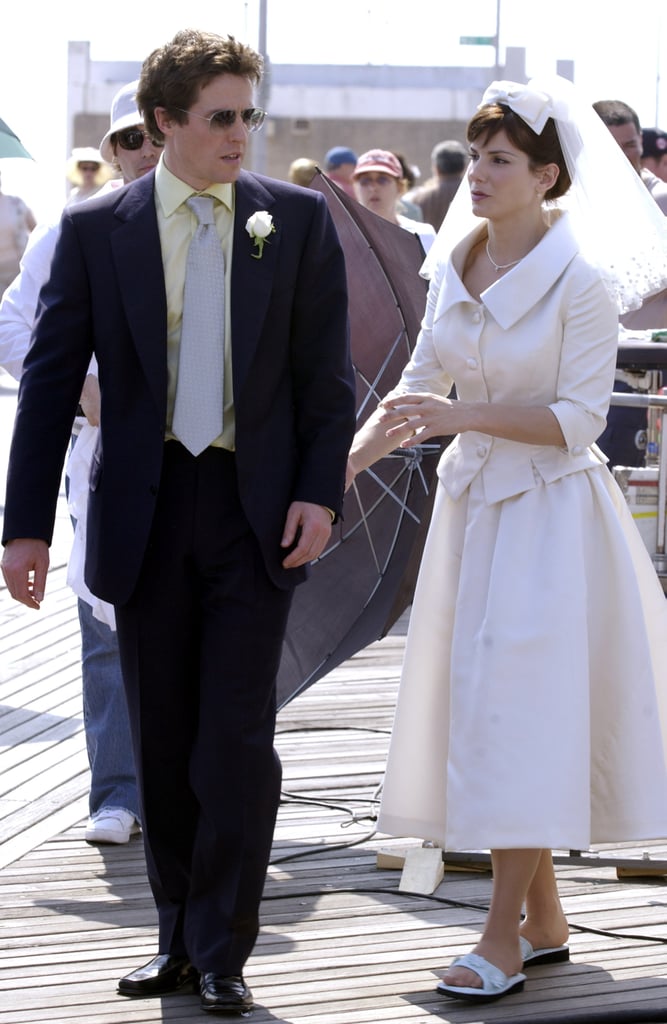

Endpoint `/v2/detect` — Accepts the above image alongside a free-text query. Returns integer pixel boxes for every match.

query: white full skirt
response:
[377,465,667,851]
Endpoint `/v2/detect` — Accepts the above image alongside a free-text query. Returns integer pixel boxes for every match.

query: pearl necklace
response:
[485,240,522,273]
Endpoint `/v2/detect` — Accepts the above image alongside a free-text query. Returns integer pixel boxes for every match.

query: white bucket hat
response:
[65,146,113,186]
[99,80,142,163]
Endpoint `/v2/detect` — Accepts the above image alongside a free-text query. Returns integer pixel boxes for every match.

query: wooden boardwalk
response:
[3,381,667,1022]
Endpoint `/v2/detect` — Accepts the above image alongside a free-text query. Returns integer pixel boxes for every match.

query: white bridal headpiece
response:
[421,75,667,314]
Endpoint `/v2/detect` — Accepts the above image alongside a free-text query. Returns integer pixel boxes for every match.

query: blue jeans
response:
[78,596,140,820]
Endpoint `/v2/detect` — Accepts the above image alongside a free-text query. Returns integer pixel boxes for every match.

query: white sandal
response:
[520,935,570,967]
[436,952,526,1003]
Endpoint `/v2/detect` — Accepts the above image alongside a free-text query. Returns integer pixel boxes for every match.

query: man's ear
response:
[154,107,174,136]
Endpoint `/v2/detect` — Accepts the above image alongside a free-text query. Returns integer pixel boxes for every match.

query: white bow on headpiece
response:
[422,74,667,313]
[480,80,566,134]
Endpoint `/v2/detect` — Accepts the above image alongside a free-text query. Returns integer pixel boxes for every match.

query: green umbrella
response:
[0,117,32,159]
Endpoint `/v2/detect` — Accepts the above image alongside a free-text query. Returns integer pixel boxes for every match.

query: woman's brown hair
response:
[467,104,571,201]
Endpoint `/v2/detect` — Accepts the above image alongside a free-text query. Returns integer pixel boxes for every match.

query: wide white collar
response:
[442,210,579,329]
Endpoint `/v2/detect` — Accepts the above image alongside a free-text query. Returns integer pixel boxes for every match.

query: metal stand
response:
[611,389,667,588]
[441,848,667,876]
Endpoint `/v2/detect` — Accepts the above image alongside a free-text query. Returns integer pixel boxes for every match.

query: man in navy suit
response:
[2,29,355,1014]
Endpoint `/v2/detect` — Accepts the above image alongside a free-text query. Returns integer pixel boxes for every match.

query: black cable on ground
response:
[269,829,379,865]
[276,725,391,736]
[272,785,667,948]
[262,882,667,948]
[280,789,380,818]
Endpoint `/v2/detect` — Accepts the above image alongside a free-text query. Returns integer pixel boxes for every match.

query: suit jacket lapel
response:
[111,172,169,419]
[231,172,278,401]
[106,171,279,420]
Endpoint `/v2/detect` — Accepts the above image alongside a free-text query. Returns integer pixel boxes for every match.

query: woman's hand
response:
[344,392,458,490]
[345,408,424,491]
[379,392,458,447]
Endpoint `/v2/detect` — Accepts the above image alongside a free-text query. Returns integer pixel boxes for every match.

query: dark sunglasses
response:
[175,107,267,133]
[114,128,164,151]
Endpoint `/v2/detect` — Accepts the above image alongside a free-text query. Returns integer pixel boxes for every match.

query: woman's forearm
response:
[381,393,566,448]
[455,401,566,446]
[347,404,416,481]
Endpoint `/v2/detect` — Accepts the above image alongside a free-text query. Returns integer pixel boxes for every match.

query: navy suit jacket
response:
[3,169,355,604]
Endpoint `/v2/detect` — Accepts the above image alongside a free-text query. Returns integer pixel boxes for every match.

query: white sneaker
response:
[84,808,140,844]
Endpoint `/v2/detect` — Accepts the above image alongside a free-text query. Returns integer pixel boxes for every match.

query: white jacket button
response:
[476,444,487,458]
[466,357,478,369]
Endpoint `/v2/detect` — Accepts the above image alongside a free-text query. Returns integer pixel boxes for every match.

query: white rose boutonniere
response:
[245,210,276,259]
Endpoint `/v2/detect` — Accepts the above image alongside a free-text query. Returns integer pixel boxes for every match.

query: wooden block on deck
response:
[398,845,444,894]
[377,844,491,874]
[376,844,414,870]
[616,865,667,878]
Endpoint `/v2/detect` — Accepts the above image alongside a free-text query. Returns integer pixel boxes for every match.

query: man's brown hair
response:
[137,29,263,143]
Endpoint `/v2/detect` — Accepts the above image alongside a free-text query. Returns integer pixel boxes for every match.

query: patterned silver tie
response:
[172,195,225,456]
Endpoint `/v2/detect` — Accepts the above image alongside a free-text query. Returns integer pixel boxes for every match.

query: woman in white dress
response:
[346,78,667,1004]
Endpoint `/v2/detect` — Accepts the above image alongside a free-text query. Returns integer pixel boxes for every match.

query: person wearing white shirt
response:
[0,80,162,844]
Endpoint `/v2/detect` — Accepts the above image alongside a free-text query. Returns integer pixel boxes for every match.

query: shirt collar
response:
[155,154,234,217]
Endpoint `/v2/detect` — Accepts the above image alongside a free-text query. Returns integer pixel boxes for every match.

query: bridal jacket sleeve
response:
[392,211,620,505]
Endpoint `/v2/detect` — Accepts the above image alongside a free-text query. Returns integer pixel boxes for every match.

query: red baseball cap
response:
[353,149,403,179]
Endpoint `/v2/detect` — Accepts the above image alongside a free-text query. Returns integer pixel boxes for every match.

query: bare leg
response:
[520,849,569,951]
[442,848,541,989]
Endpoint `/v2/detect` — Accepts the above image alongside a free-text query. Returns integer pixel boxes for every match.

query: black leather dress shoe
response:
[117,954,199,997]
[200,973,254,1013]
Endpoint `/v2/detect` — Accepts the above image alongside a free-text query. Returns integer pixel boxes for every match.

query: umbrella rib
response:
[349,477,384,574]
[355,328,407,420]
[316,443,440,565]
[347,458,423,574]
[362,452,428,524]
[279,463,420,705]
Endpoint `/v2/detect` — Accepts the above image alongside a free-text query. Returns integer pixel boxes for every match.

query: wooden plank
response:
[2,506,667,1022]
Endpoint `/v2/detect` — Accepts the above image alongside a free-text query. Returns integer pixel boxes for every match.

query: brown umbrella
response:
[0,117,32,160]
[276,170,446,709]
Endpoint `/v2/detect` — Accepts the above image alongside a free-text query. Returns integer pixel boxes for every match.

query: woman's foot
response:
[437,949,526,1003]
[519,912,569,959]
[519,935,570,967]
[441,938,522,991]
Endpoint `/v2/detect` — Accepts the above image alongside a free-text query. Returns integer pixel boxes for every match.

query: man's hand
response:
[281,501,332,569]
[1,538,50,609]
[79,373,101,426]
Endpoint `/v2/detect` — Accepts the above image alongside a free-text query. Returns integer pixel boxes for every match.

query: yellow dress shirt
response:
[154,155,235,450]
[154,158,335,523]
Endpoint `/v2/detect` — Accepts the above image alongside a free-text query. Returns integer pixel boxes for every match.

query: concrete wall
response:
[67,41,570,186]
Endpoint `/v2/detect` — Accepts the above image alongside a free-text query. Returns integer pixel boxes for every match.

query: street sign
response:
[460,35,496,45]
